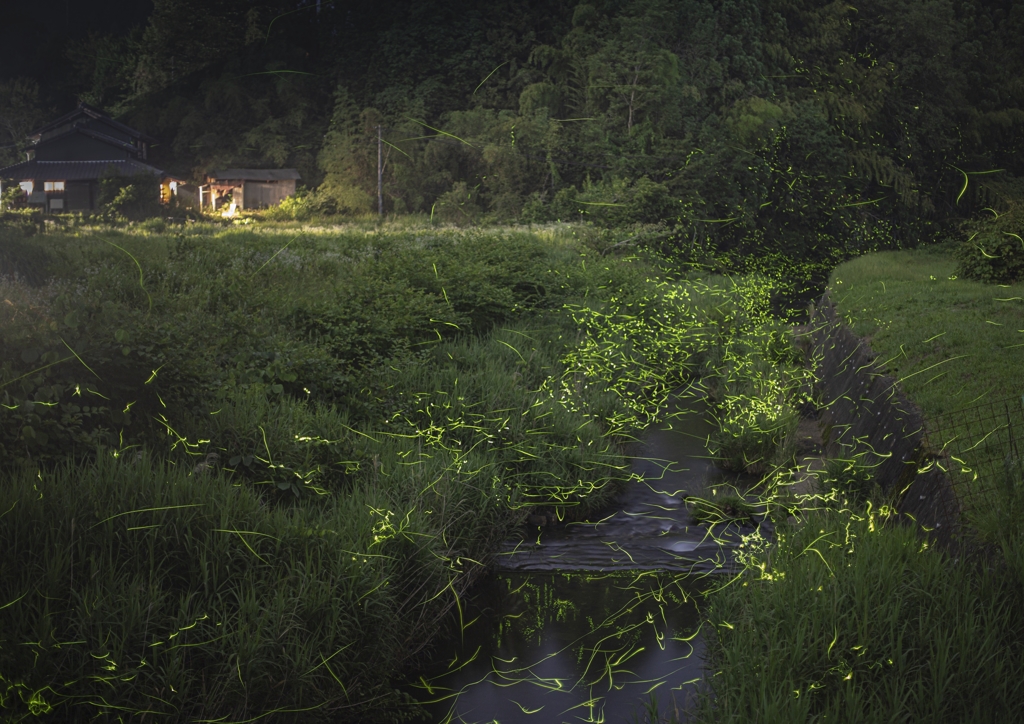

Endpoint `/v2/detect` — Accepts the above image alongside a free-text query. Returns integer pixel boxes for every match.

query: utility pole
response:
[376,125,383,218]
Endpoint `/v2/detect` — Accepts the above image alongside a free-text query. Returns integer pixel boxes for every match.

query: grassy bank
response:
[692,248,1024,723]
[694,504,1024,723]
[826,246,1024,532]
[827,247,1024,416]
[0,219,783,721]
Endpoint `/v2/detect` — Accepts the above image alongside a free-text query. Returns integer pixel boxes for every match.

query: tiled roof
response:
[30,102,156,143]
[0,159,166,181]
[208,168,301,181]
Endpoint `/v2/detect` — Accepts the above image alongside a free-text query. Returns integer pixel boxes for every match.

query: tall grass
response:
[690,247,1024,723]
[1,221,787,721]
[693,501,1024,723]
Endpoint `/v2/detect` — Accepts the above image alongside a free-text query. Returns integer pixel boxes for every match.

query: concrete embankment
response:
[806,292,960,544]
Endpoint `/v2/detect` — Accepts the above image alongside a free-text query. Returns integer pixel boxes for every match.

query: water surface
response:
[408,395,762,722]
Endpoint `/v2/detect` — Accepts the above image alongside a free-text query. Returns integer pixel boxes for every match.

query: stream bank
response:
[402,287,965,723]
[404,393,766,723]
[804,294,960,541]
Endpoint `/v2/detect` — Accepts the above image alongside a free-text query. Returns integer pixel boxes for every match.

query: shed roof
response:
[0,159,166,181]
[208,168,301,182]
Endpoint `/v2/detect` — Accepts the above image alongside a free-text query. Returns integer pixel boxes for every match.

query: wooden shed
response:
[203,169,301,210]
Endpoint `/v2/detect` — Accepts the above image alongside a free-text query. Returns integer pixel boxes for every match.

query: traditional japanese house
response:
[0,102,171,212]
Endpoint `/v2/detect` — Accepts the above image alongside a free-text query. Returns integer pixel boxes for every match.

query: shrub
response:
[261,190,316,221]
[815,455,879,508]
[0,223,50,284]
[433,181,482,225]
[955,205,1024,284]
[687,488,760,526]
[704,312,807,476]
[97,168,163,221]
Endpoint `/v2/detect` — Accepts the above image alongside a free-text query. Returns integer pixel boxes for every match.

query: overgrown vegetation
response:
[3,0,1024,719]
[0,219,801,721]
[955,199,1024,284]
[694,503,1024,723]
[4,0,1024,287]
[687,248,1024,724]
[829,248,1024,421]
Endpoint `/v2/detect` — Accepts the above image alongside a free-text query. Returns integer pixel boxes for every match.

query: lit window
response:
[43,181,65,192]
[19,181,33,195]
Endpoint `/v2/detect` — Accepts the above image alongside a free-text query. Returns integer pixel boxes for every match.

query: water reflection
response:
[495,397,759,574]
[407,395,761,722]
[411,571,705,723]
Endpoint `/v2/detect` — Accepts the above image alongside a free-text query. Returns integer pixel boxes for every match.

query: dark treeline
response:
[3,0,1024,261]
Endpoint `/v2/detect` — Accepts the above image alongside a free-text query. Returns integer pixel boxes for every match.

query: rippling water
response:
[406,395,766,723]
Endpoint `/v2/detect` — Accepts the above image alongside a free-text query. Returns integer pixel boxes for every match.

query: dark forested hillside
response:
[2,0,1023,257]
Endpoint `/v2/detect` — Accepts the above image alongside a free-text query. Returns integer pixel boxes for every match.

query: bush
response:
[1,181,27,210]
[0,223,693,721]
[433,181,482,225]
[815,455,879,508]
[955,205,1024,284]
[261,189,317,221]
[703,308,807,475]
[97,168,163,221]
[0,223,50,284]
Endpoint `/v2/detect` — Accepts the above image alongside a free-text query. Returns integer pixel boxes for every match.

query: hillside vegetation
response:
[3,0,1023,290]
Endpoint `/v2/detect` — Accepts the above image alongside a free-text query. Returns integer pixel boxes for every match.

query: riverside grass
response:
[826,246,1024,530]
[827,247,1024,418]
[689,248,1024,724]
[0,221,781,722]
[693,504,1024,724]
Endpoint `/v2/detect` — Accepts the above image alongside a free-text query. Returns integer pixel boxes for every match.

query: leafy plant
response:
[97,168,164,221]
[955,211,1024,284]
[696,504,1024,723]
[687,490,759,527]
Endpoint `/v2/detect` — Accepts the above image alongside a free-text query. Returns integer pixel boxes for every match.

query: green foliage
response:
[97,168,163,221]
[0,223,49,283]
[0,222,663,720]
[967,456,1024,588]
[1,220,820,721]
[955,204,1024,284]
[699,276,807,475]
[815,456,879,508]
[0,226,589,468]
[317,91,378,216]
[545,176,675,227]
[687,489,759,527]
[0,453,471,722]
[0,77,45,168]
[1,184,26,211]
[260,190,316,221]
[20,0,1019,272]
[831,248,1024,417]
[696,506,1024,722]
[831,248,1024,514]
[433,181,483,225]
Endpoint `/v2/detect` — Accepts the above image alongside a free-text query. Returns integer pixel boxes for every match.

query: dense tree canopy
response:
[2,0,1023,261]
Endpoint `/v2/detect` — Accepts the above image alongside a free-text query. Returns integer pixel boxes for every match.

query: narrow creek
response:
[406,393,765,723]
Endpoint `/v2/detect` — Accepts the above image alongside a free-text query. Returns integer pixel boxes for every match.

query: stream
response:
[406,394,764,723]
